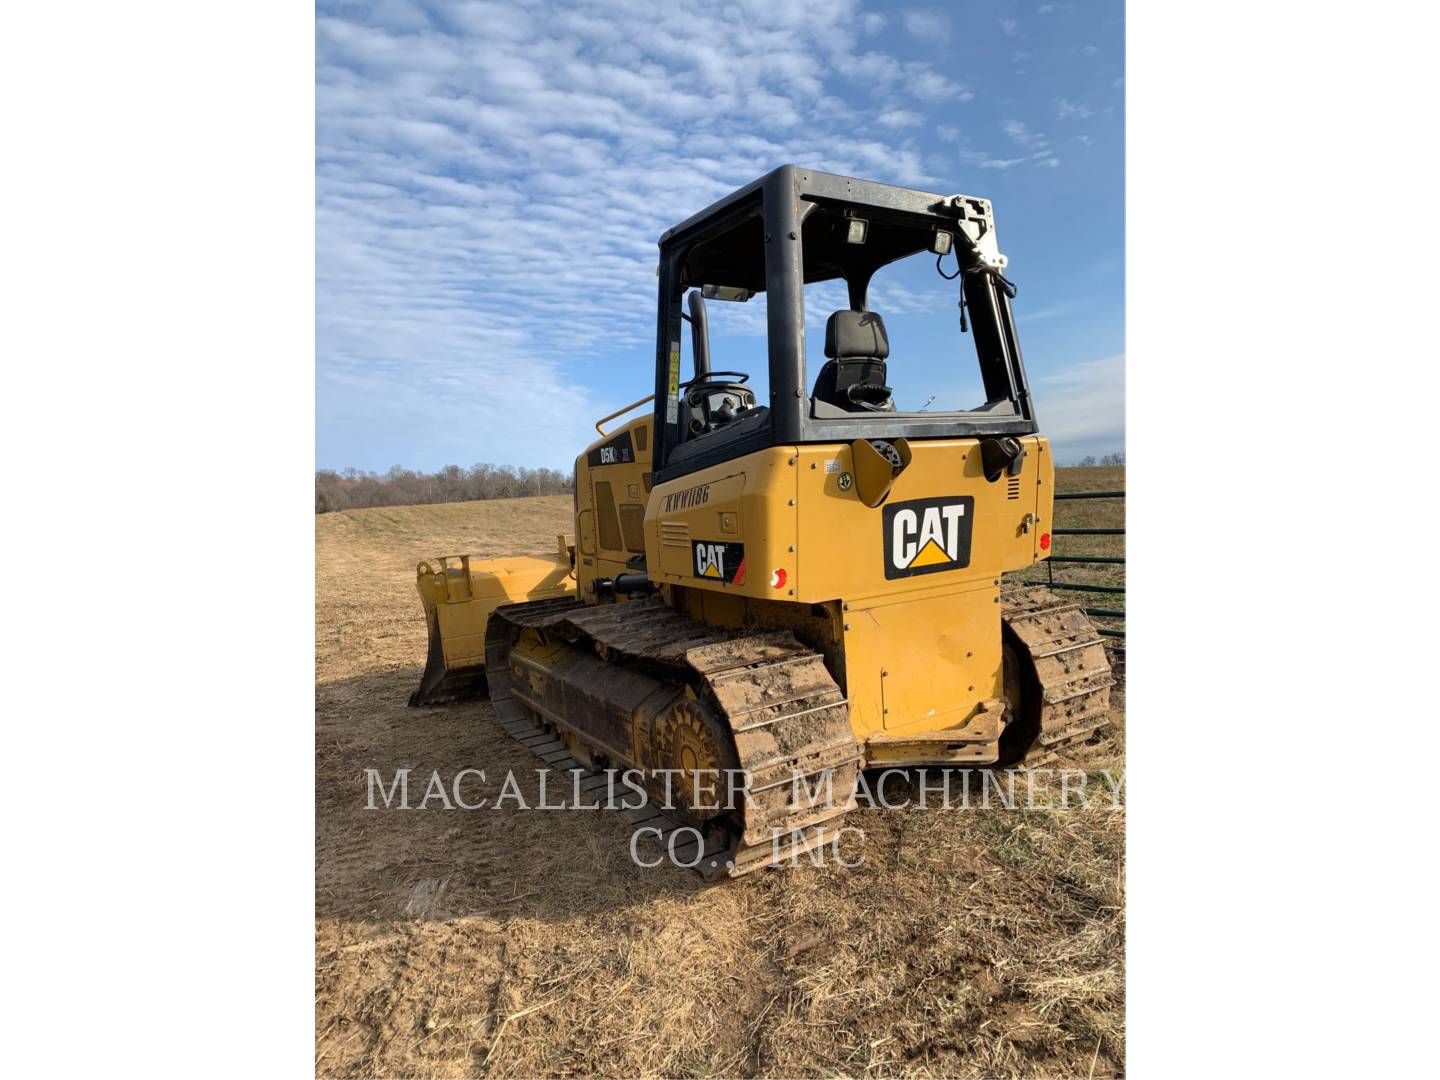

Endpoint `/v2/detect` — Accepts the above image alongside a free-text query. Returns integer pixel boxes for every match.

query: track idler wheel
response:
[647,696,742,824]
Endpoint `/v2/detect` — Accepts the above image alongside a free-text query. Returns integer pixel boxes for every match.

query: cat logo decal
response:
[882,496,975,579]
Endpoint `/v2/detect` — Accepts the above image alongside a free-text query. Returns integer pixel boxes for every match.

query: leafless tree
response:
[316,463,573,513]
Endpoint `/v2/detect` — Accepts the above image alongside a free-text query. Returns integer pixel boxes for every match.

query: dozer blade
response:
[408,539,575,707]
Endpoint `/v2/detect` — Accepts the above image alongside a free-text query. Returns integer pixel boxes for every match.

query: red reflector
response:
[771,568,787,589]
[1040,533,1051,551]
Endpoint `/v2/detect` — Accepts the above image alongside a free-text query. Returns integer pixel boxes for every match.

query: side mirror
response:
[701,284,752,303]
[980,437,1027,481]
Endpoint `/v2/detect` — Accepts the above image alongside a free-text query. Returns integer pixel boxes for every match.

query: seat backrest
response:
[825,309,889,361]
[814,310,893,412]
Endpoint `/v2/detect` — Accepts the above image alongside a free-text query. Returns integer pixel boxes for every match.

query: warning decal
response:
[665,341,681,424]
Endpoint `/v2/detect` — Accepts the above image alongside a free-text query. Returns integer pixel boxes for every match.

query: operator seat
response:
[812,310,895,412]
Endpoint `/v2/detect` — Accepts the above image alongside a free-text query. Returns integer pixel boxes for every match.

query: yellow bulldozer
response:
[409,166,1112,875]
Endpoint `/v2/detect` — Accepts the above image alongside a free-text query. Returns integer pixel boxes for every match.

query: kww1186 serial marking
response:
[882,496,975,579]
[662,483,710,512]
[692,540,746,583]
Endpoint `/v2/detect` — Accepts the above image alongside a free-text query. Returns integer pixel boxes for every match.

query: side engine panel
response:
[574,417,654,597]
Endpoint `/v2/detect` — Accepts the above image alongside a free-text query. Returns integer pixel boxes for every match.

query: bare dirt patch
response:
[316,487,1125,1078]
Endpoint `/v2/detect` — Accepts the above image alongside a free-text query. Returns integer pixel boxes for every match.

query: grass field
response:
[315,470,1126,1078]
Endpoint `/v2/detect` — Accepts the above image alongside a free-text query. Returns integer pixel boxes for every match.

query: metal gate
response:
[1045,489,1125,643]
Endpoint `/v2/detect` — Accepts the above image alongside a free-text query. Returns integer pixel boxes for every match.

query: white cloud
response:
[1019,307,1063,322]
[846,50,972,102]
[862,12,887,34]
[315,0,979,469]
[1001,117,1061,168]
[1002,118,1044,148]
[910,69,970,102]
[1033,354,1125,458]
[902,10,950,41]
[877,108,922,128]
[1082,44,1099,56]
[998,17,1020,37]
[1057,98,1093,119]
[370,0,432,31]
[958,149,1027,170]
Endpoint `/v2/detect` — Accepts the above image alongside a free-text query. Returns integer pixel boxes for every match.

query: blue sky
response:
[317,0,1124,471]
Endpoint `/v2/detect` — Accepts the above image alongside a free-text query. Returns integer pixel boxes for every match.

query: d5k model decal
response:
[692,540,746,583]
[586,429,635,467]
[882,496,975,579]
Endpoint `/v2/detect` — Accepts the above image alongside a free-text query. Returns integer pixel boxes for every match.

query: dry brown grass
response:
[316,481,1126,1079]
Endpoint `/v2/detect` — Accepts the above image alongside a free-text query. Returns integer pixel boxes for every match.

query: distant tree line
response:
[316,463,573,513]
[1070,452,1126,468]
